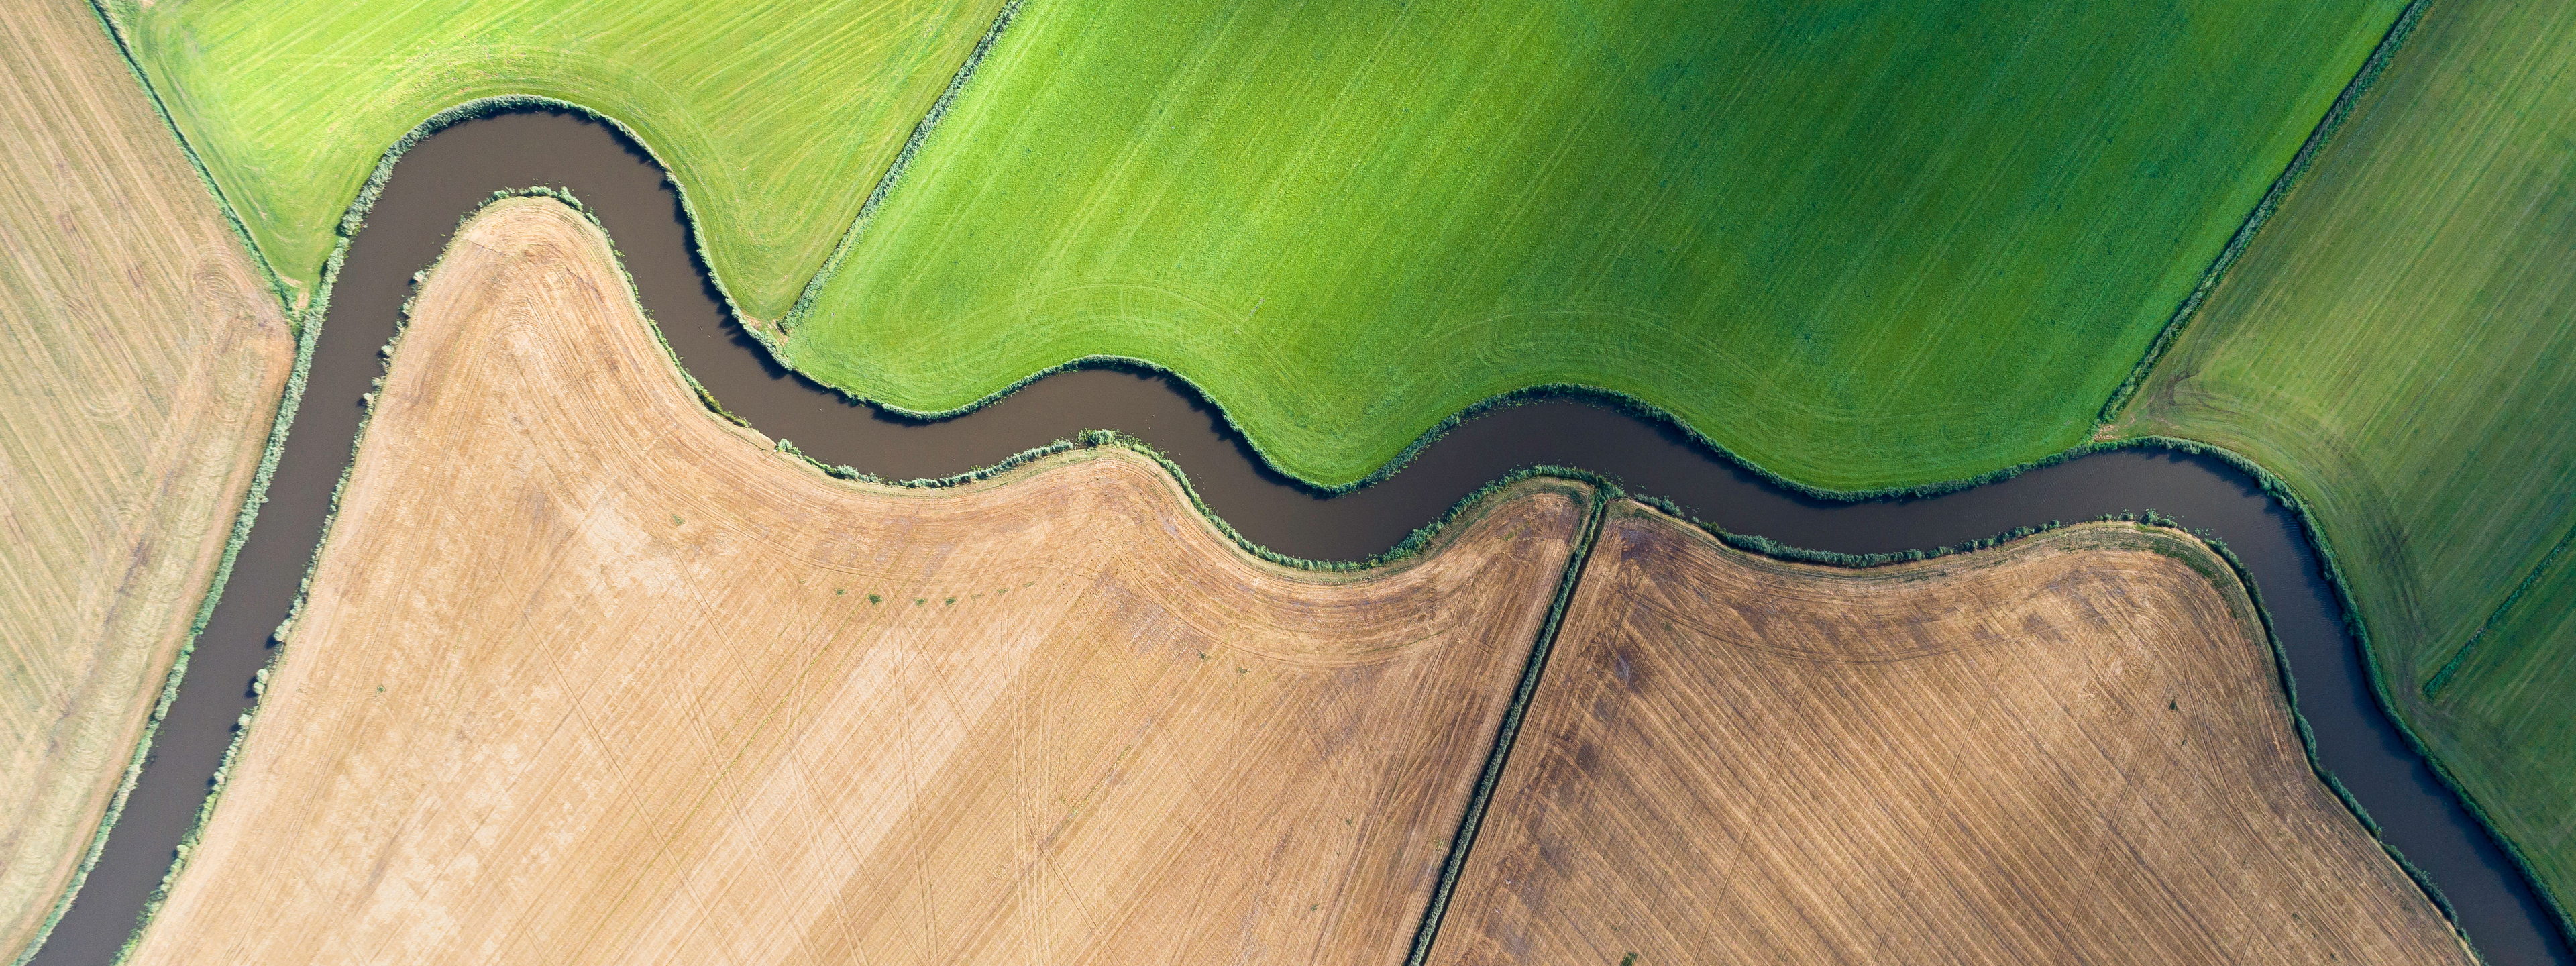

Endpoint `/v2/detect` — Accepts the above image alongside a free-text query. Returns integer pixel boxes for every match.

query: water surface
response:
[32,110,2566,965]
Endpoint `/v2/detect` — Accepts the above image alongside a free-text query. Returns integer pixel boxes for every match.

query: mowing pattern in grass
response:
[0,3,294,958]
[105,0,1002,317]
[788,0,2404,490]
[126,199,1584,965]
[2118,0,2576,916]
[1428,507,2473,964]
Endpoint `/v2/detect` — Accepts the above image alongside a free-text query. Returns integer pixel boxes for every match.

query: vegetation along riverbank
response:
[0,3,295,959]
[2116,0,2576,932]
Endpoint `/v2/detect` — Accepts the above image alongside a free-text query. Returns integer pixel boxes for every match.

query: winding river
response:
[31,110,2570,965]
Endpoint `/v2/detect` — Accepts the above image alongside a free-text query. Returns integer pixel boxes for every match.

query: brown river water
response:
[29,110,2569,964]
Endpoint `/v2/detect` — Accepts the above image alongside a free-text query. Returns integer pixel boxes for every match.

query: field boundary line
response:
[2097,0,2434,424]
[1403,483,1613,966]
[15,8,319,965]
[777,0,1022,338]
[89,190,1635,964]
[2423,521,2576,699]
[79,0,297,313]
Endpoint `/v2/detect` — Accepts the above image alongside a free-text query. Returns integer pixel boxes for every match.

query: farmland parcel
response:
[117,0,2403,491]
[104,0,1004,318]
[788,0,2406,490]
[2117,0,2576,919]
[125,199,1584,965]
[0,3,294,958]
[1430,507,2473,964]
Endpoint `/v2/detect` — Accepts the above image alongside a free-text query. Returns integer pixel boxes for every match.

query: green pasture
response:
[2121,0,2576,914]
[107,0,1003,318]
[789,0,2402,490]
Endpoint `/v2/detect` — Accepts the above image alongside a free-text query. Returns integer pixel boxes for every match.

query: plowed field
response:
[1429,508,2473,964]
[123,198,1583,965]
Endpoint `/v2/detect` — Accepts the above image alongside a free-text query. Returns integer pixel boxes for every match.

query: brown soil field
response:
[123,197,1585,965]
[0,3,294,956]
[1428,506,2475,965]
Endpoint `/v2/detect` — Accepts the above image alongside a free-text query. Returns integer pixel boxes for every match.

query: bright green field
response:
[788,0,2402,490]
[2121,0,2576,912]
[109,0,1003,318]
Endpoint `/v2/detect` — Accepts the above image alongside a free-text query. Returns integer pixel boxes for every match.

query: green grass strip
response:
[1404,482,1614,966]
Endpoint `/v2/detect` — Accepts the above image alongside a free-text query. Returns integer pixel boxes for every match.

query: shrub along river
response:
[32,110,2569,964]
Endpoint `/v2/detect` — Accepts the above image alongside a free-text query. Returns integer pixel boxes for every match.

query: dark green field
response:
[2120,0,2576,917]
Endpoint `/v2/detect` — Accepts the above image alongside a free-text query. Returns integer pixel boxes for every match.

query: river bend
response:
[29,110,2568,965]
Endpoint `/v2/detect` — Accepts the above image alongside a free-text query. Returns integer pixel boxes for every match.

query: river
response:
[28,109,2568,965]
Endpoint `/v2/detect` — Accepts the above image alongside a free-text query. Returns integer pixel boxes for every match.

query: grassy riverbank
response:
[2118,0,2576,924]
[103,0,1002,318]
[787,0,2402,490]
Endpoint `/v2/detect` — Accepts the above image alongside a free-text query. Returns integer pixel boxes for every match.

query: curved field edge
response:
[1649,489,2479,923]
[75,189,2526,963]
[60,4,2561,955]
[97,190,1599,962]
[780,0,2418,492]
[105,0,2405,499]
[755,0,2432,502]
[1391,492,2497,959]
[1422,512,2480,963]
[2103,0,2576,947]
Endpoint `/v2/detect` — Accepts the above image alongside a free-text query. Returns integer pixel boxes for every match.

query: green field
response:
[111,0,2403,491]
[787,0,2402,490]
[2118,0,2576,915]
[108,0,1003,318]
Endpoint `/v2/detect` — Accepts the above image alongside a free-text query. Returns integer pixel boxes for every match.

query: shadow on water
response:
[31,109,2571,965]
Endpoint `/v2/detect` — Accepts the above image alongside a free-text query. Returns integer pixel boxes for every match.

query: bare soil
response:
[0,3,293,955]
[123,199,1582,965]
[1430,506,2475,965]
